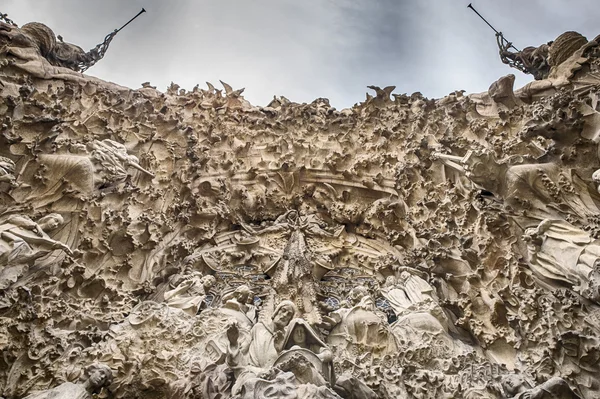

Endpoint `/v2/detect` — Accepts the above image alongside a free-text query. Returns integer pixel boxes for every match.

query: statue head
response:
[38,213,64,231]
[283,318,329,354]
[593,169,600,184]
[348,285,369,305]
[233,284,252,303]
[501,374,529,396]
[384,276,396,287]
[272,300,297,329]
[201,275,216,290]
[292,324,307,344]
[84,363,113,391]
[399,271,411,282]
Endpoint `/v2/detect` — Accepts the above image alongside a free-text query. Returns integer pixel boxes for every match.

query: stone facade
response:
[1,19,600,399]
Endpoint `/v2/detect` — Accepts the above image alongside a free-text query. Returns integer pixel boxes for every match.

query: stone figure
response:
[169,358,233,399]
[0,213,72,266]
[0,21,99,71]
[381,275,412,313]
[13,154,96,208]
[248,300,297,369]
[278,318,335,384]
[498,40,551,81]
[23,363,112,399]
[230,301,298,397]
[396,269,437,305]
[381,270,448,329]
[497,31,588,81]
[380,269,468,360]
[163,272,216,316]
[500,374,580,399]
[433,151,599,221]
[220,284,257,327]
[328,286,398,357]
[524,219,600,301]
[50,36,91,71]
[90,140,154,185]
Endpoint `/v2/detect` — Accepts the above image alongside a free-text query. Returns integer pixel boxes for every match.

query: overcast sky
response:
[3,0,598,108]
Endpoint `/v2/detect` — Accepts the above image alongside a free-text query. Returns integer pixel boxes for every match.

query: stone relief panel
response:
[2,16,600,399]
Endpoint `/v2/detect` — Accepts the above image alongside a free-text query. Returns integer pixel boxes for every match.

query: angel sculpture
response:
[164,272,216,316]
[0,213,72,267]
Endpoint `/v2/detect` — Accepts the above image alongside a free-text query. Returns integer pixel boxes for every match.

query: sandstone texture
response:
[2,18,600,399]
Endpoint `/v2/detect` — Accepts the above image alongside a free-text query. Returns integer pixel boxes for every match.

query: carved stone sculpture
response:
[248,300,297,369]
[0,213,71,263]
[500,374,581,399]
[23,363,112,399]
[164,272,216,316]
[0,20,109,72]
[90,139,155,184]
[279,318,335,384]
[0,156,16,185]
[524,219,600,302]
[4,15,600,399]
[328,285,398,358]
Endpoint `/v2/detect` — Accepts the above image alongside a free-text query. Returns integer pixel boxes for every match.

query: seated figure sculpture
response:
[23,363,112,399]
[382,269,449,332]
[328,285,398,358]
[380,268,472,362]
[247,300,297,369]
[164,272,216,316]
[230,300,297,397]
[275,318,335,385]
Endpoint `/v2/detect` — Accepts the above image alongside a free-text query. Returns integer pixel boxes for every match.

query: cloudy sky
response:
[3,0,598,108]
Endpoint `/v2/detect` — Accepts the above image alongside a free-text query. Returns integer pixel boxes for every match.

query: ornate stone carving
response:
[524,219,600,302]
[23,363,112,399]
[3,17,600,399]
[499,374,581,399]
[164,272,216,316]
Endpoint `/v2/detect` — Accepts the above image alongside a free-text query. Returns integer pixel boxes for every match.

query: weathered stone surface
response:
[2,18,600,399]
